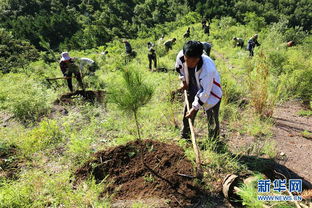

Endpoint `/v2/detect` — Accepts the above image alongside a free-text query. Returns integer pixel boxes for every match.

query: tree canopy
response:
[0,0,311,51]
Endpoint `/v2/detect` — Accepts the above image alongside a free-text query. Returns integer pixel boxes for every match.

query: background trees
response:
[0,0,311,52]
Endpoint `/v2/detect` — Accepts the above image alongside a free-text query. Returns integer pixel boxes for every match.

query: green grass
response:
[0,16,311,207]
[298,110,312,117]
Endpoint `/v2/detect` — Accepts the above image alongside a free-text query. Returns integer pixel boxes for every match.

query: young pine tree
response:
[109,68,153,140]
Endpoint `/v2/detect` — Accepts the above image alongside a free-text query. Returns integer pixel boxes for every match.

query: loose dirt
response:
[75,139,223,207]
[54,90,106,105]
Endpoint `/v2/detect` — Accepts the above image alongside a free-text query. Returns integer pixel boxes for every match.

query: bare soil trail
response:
[214,50,312,186]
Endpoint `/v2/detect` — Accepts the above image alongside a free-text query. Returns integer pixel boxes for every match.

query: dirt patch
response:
[0,146,20,180]
[75,139,217,207]
[272,101,312,183]
[224,101,312,186]
[54,90,106,105]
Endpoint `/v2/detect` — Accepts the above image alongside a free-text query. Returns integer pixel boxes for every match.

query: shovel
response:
[184,90,203,179]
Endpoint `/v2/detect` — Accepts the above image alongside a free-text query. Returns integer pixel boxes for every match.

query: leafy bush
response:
[289,68,312,102]
[221,73,244,104]
[0,73,56,122]
[267,50,287,76]
[0,28,39,73]
[0,179,34,207]
[275,50,312,103]
[67,135,94,165]
[244,12,266,32]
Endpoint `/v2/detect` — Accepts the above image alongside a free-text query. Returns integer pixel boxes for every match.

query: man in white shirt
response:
[175,41,222,140]
[77,57,99,74]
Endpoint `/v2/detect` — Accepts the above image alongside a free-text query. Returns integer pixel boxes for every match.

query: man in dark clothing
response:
[164,38,176,52]
[123,40,136,63]
[247,34,260,57]
[147,42,157,70]
[123,40,132,54]
[59,52,84,92]
[201,20,207,29]
[202,42,212,57]
[175,41,222,140]
[183,27,190,38]
[233,37,244,48]
[203,22,210,36]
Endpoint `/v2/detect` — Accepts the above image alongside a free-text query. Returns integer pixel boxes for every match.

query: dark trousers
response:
[64,71,84,92]
[249,48,254,56]
[206,100,221,139]
[248,44,255,56]
[182,92,221,140]
[148,54,157,70]
[237,42,244,48]
[204,27,210,36]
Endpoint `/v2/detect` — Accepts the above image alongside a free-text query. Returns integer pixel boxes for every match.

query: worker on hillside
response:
[203,22,210,36]
[233,37,244,48]
[147,42,157,71]
[175,41,222,140]
[287,40,295,47]
[201,42,212,57]
[247,34,260,57]
[123,39,136,62]
[164,38,176,52]
[76,57,99,75]
[59,52,85,92]
[123,39,132,55]
[183,27,191,39]
[201,20,207,29]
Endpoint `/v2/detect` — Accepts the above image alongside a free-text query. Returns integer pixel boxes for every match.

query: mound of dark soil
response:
[75,139,208,207]
[54,90,106,105]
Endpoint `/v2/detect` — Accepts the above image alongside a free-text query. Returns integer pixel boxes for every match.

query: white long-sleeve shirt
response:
[175,50,222,110]
[77,58,95,70]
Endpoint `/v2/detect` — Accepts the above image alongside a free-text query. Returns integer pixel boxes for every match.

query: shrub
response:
[0,28,39,73]
[17,119,64,157]
[267,50,287,76]
[247,51,276,117]
[289,68,312,103]
[0,73,56,122]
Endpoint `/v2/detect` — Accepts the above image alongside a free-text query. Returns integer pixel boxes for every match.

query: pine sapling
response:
[110,68,153,140]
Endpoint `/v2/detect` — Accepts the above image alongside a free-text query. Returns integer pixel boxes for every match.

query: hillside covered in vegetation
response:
[0,1,312,207]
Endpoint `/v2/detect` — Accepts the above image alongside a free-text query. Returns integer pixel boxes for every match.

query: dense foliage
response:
[0,0,311,52]
[0,29,39,73]
[0,12,311,207]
